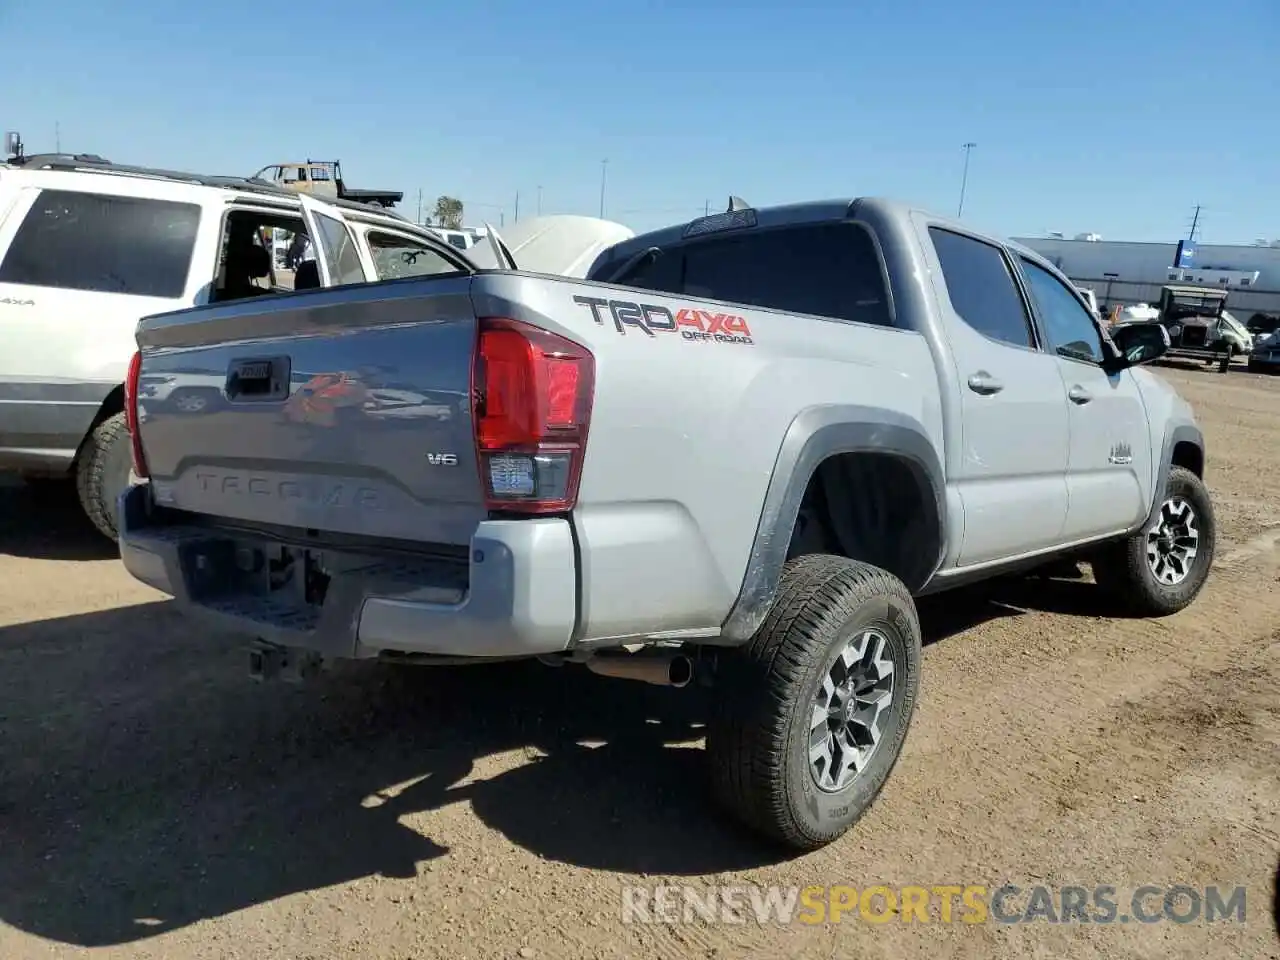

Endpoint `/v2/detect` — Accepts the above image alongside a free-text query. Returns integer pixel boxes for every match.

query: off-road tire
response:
[1092,465,1215,616]
[75,412,132,541]
[707,554,922,850]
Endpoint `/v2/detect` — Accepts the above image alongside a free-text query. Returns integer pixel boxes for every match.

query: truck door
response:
[1015,256,1150,540]
[917,220,1070,567]
[295,194,377,286]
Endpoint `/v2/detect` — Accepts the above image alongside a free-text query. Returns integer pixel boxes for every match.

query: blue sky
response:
[4,0,1277,243]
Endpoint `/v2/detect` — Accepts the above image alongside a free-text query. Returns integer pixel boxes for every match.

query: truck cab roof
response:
[590,195,1069,293]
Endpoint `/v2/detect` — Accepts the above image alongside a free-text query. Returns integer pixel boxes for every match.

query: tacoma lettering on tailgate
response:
[194,471,384,511]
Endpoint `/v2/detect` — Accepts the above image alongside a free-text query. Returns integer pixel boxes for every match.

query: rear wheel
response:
[707,555,922,850]
[75,412,132,541]
[1092,466,1215,616]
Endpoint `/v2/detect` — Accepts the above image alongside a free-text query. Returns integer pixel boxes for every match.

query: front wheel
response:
[706,555,922,850]
[1092,465,1215,616]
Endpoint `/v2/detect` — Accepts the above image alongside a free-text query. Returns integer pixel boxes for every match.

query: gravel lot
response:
[1,364,1277,960]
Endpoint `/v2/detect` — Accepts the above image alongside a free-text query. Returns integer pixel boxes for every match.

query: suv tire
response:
[1092,466,1215,615]
[707,554,922,850]
[75,412,132,541]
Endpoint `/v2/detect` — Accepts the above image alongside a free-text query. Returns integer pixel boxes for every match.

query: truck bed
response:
[127,260,938,646]
[340,188,404,205]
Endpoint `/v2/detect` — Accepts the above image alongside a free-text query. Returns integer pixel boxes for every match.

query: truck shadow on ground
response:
[1272,856,1279,942]
[0,480,118,561]
[0,568,1124,947]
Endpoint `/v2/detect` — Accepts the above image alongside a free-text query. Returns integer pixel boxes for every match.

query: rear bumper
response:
[118,483,578,659]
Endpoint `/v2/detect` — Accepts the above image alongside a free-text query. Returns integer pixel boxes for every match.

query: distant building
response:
[1012,234,1280,318]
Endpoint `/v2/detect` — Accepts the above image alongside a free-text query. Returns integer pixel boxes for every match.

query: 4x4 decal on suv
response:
[572,294,755,345]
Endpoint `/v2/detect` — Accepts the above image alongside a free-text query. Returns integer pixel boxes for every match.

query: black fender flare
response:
[718,404,947,644]
[1137,422,1205,533]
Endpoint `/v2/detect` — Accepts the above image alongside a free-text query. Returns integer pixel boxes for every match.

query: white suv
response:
[0,153,477,539]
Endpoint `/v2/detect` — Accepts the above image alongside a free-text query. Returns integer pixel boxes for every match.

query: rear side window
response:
[618,222,893,328]
[366,230,464,280]
[0,189,200,297]
[929,227,1035,349]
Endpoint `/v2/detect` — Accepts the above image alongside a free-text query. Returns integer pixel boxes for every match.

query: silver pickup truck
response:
[118,196,1213,850]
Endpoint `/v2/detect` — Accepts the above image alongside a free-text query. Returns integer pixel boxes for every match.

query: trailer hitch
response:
[247,639,322,684]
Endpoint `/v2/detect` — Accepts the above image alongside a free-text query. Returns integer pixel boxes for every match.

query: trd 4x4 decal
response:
[573,295,754,345]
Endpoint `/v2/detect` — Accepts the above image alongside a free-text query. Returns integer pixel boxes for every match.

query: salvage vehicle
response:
[1145,284,1252,373]
[463,214,636,278]
[250,160,404,209]
[1247,326,1280,374]
[118,197,1214,850]
[0,147,471,538]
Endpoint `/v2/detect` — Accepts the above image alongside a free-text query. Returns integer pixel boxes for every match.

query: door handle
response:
[967,371,1004,395]
[1068,384,1093,404]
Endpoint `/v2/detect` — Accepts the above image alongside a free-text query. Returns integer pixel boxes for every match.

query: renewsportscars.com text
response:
[620,883,1249,926]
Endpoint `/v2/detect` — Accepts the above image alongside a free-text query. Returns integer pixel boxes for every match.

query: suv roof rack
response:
[4,154,410,222]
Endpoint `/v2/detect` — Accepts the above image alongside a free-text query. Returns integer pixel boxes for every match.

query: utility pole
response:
[537,186,543,216]
[514,190,520,224]
[704,199,710,216]
[55,121,60,153]
[957,142,976,218]
[416,188,423,225]
[599,159,608,218]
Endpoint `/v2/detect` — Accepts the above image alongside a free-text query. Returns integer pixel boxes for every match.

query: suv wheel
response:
[75,412,132,541]
[1092,466,1215,615]
[707,555,922,850]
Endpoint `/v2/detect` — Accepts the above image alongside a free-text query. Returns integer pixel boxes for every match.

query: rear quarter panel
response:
[472,273,943,643]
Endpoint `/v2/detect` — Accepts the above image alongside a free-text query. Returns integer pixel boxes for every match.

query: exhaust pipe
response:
[584,651,693,688]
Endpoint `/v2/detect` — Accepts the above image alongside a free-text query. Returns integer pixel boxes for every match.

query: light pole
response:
[957,142,976,218]
[599,159,608,218]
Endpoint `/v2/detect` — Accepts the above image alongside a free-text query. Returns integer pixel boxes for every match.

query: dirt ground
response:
[1,363,1277,960]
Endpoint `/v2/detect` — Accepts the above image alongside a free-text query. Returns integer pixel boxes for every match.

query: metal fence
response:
[1070,276,1280,320]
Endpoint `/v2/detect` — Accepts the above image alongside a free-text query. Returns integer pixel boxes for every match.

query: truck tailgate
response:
[134,277,484,545]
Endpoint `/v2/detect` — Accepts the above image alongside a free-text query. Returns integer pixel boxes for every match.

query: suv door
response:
[919,222,1070,567]
[296,194,376,286]
[1016,255,1151,540]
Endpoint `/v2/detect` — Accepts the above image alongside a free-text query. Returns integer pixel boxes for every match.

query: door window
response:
[0,189,200,297]
[1019,258,1106,364]
[313,212,367,285]
[928,227,1036,349]
[366,231,466,280]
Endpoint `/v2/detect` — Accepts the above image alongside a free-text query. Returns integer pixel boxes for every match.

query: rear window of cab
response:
[600,221,894,329]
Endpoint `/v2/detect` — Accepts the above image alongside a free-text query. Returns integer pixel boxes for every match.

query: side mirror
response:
[1108,321,1169,370]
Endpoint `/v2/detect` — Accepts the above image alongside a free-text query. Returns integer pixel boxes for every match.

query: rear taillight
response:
[124,349,150,479]
[472,317,594,514]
